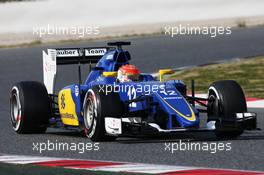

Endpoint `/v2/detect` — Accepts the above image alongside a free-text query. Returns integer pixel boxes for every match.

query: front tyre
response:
[10,81,51,133]
[207,80,246,138]
[83,85,123,141]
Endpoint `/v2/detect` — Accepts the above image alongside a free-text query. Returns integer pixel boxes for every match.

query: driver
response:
[117,64,140,82]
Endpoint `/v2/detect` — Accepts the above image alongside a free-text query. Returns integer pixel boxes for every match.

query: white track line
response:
[0,155,63,164]
[247,100,264,108]
[89,163,198,174]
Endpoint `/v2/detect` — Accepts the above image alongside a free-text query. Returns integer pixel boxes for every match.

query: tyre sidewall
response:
[207,80,246,137]
[10,81,51,133]
[83,85,123,141]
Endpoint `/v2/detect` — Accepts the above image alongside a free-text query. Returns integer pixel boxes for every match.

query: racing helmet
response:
[117,64,140,82]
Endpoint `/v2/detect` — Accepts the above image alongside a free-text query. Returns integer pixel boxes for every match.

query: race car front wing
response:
[104,112,257,136]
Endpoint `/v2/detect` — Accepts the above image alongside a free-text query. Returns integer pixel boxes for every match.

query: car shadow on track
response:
[115,132,264,144]
[46,129,85,138]
[45,128,264,143]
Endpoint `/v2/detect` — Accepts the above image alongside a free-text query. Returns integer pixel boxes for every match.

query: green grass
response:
[168,56,264,98]
[0,163,145,175]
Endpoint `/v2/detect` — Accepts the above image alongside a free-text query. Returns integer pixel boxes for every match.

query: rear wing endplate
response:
[43,47,109,94]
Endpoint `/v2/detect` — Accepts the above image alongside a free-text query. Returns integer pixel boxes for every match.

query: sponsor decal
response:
[61,94,66,109]
[56,49,79,57]
[164,96,183,100]
[74,85,79,97]
[85,48,107,56]
[105,117,122,135]
[44,62,56,73]
[56,48,106,57]
[61,113,75,119]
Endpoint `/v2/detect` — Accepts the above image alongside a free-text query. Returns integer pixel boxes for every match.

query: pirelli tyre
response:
[207,80,246,138]
[10,81,51,133]
[83,85,123,141]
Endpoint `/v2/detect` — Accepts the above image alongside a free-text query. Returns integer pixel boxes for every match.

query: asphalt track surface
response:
[0,26,264,171]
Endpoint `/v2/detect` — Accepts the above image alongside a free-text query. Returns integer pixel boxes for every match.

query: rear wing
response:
[43,47,109,94]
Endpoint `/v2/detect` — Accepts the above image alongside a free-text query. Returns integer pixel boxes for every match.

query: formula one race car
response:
[10,41,257,141]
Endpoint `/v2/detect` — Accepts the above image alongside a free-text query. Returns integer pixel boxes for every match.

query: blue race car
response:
[10,42,257,141]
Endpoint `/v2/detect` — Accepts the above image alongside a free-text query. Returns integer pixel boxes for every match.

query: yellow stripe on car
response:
[58,89,79,126]
[102,71,117,77]
[157,93,196,122]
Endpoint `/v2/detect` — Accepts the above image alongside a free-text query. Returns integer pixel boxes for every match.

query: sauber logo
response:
[85,48,107,56]
[56,48,106,57]
[56,50,78,57]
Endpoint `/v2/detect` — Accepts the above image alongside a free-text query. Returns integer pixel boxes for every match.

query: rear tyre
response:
[10,81,51,133]
[83,85,123,141]
[207,80,246,138]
